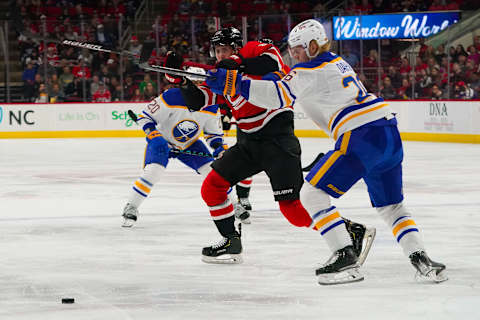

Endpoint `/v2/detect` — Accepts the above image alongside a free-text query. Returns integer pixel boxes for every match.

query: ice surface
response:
[0,137,479,320]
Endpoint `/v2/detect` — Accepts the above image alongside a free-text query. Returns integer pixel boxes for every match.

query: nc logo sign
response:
[0,107,3,124]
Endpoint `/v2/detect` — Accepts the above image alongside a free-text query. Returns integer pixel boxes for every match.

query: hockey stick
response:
[127,110,213,158]
[302,152,325,172]
[138,62,209,81]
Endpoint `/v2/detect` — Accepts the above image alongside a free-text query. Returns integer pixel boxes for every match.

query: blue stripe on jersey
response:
[140,177,153,187]
[392,215,410,227]
[281,81,297,100]
[274,82,284,109]
[397,228,419,242]
[142,111,156,123]
[331,97,384,131]
[320,219,345,236]
[133,186,147,197]
[293,52,338,70]
[162,88,186,106]
[201,104,219,114]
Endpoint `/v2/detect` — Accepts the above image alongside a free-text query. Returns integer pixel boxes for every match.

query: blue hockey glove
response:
[213,144,228,159]
[145,130,170,167]
[146,130,170,154]
[206,68,242,96]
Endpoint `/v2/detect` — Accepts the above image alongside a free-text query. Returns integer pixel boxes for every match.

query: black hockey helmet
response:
[210,27,243,57]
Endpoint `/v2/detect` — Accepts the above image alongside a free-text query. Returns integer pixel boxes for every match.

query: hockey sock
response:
[278,199,312,227]
[128,163,165,208]
[300,183,351,252]
[236,177,252,199]
[201,170,235,236]
[376,202,425,257]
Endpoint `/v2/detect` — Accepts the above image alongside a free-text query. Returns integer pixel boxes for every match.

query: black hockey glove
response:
[221,115,232,131]
[164,51,185,84]
[217,54,245,72]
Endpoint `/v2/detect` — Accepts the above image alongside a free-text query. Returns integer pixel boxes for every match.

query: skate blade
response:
[201,254,243,264]
[122,218,135,228]
[415,269,448,283]
[356,227,376,266]
[317,267,364,285]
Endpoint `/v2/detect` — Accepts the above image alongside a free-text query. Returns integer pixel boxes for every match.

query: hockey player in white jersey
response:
[122,67,227,227]
[206,19,447,284]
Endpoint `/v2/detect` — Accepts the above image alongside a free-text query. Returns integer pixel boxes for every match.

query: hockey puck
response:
[61,298,75,304]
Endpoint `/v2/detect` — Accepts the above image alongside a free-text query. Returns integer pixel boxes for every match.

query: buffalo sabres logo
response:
[173,120,199,143]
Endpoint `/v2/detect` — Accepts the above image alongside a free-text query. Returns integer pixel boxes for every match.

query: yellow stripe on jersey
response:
[278,82,293,107]
[160,95,188,110]
[332,103,388,140]
[309,131,351,186]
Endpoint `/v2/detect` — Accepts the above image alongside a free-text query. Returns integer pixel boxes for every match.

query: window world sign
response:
[333,12,460,40]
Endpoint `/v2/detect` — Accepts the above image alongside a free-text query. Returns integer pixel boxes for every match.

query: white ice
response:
[0,137,479,320]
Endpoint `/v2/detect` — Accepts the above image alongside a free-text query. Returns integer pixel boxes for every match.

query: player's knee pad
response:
[142,163,166,185]
[197,163,212,176]
[201,170,231,206]
[300,182,332,215]
[278,199,312,228]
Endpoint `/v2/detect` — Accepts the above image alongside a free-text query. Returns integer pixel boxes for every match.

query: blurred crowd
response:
[13,0,480,102]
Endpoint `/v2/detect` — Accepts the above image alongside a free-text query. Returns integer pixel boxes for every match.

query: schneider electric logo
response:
[112,110,136,127]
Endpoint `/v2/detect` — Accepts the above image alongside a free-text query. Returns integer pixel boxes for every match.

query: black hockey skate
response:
[202,230,243,264]
[344,218,376,266]
[234,198,251,224]
[409,251,448,283]
[315,245,364,285]
[122,203,138,228]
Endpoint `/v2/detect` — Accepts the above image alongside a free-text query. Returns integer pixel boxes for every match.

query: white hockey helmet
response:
[185,66,206,81]
[288,19,328,59]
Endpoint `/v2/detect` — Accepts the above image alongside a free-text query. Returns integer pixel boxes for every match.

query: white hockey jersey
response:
[241,52,393,140]
[137,87,224,150]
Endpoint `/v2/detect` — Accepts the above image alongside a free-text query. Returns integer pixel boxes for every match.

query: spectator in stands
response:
[142,82,157,101]
[418,69,433,96]
[139,73,156,94]
[168,14,186,36]
[34,83,49,103]
[342,48,359,68]
[90,75,101,97]
[111,84,124,101]
[431,84,447,100]
[95,24,114,47]
[47,73,61,93]
[455,44,468,61]
[434,44,447,65]
[387,65,402,88]
[22,62,37,101]
[467,45,480,65]
[129,35,143,57]
[49,83,65,103]
[92,82,112,102]
[130,87,143,101]
[59,66,75,95]
[380,76,398,100]
[123,75,137,101]
[399,57,412,76]
[363,49,378,68]
[78,49,94,66]
[397,78,413,100]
